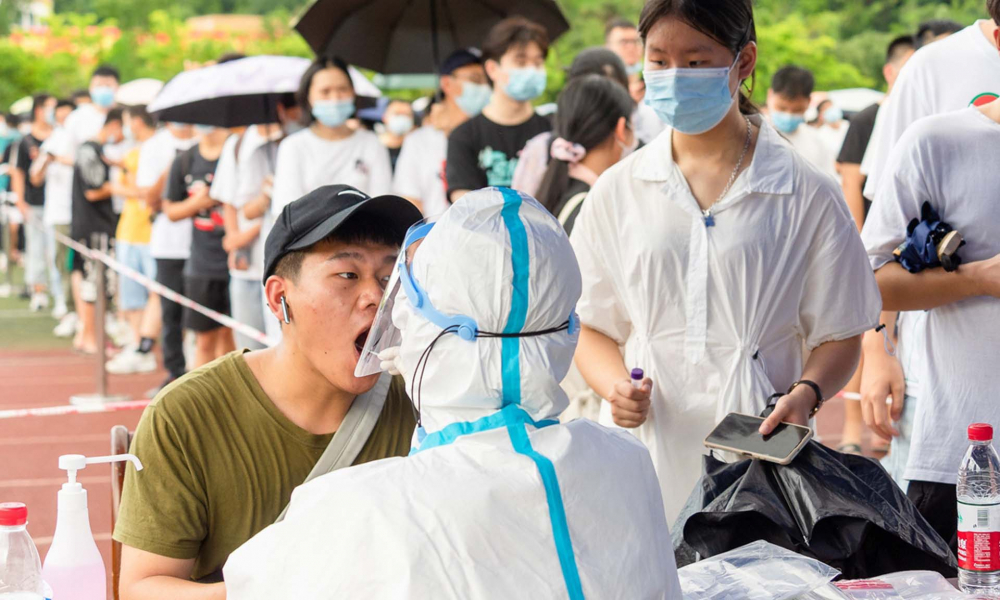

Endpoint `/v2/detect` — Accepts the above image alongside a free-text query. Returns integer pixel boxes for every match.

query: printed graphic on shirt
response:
[186,172,220,232]
[355,159,370,177]
[478,146,518,188]
[971,93,999,107]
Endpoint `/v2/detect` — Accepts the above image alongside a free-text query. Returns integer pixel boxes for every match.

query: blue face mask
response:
[823,106,843,123]
[455,81,492,117]
[194,124,215,136]
[91,86,116,109]
[386,115,414,136]
[643,54,740,135]
[771,111,806,134]
[312,99,355,128]
[503,67,547,102]
[626,62,643,76]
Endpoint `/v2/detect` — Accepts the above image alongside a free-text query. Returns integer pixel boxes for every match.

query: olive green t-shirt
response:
[113,351,415,580]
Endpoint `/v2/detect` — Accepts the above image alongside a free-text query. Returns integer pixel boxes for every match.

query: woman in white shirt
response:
[271,57,392,213]
[570,0,882,522]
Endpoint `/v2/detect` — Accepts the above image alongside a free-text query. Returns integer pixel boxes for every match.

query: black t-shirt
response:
[555,178,591,237]
[837,103,879,165]
[71,141,117,242]
[389,146,401,173]
[15,133,46,206]
[446,113,552,195]
[165,145,225,280]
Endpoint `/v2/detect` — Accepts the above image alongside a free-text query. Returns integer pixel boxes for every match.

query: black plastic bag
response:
[672,441,957,579]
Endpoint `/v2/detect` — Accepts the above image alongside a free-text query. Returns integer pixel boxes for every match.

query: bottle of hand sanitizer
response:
[42,454,142,600]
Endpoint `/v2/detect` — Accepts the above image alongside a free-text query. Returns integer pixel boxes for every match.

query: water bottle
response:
[958,423,1000,596]
[0,502,46,599]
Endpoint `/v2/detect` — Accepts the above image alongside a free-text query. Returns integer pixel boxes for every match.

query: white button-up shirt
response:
[571,117,881,521]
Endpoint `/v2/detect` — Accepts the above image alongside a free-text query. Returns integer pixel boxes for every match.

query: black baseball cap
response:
[440,48,483,76]
[263,184,422,284]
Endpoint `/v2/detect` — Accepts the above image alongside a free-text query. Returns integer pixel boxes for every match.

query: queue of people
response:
[2,0,999,596]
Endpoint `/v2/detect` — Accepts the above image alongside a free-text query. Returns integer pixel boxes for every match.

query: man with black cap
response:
[114,184,421,600]
[393,48,489,221]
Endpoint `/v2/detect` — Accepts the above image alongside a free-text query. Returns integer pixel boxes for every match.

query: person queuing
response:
[115,184,420,600]
[858,11,998,492]
[69,108,125,355]
[225,188,683,600]
[162,125,235,369]
[105,106,161,375]
[144,122,198,394]
[915,18,965,48]
[510,47,631,198]
[37,99,77,329]
[766,66,839,180]
[812,98,849,166]
[859,6,1000,527]
[446,17,552,202]
[605,17,666,144]
[213,94,300,349]
[832,34,915,457]
[536,74,636,234]
[378,99,414,172]
[570,0,881,522]
[70,89,91,108]
[64,65,120,158]
[393,48,489,221]
[271,57,392,215]
[11,94,55,313]
[861,0,1000,552]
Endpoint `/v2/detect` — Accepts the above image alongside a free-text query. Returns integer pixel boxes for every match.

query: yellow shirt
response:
[115,147,152,244]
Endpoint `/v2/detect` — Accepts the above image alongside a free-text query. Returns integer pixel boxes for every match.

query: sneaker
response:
[51,303,68,320]
[53,312,79,338]
[105,317,133,349]
[29,292,50,312]
[0,284,10,298]
[106,349,157,375]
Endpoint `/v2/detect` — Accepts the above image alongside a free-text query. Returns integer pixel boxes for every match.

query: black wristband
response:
[789,379,824,417]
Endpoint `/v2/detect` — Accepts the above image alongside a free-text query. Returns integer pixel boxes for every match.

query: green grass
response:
[0,264,72,351]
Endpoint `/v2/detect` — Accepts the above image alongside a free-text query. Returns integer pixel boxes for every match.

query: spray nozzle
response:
[58,453,144,486]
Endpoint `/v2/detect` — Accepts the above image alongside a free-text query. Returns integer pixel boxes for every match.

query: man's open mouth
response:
[354,329,370,357]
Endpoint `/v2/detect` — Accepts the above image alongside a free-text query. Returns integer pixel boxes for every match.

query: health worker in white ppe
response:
[571,0,882,523]
[224,187,681,600]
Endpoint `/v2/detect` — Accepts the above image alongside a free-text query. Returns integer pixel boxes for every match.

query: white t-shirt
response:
[104,139,136,214]
[211,129,277,280]
[392,126,448,221]
[632,102,666,145]
[63,104,107,159]
[863,108,1000,485]
[271,128,392,214]
[40,127,74,226]
[862,22,1000,200]
[143,129,199,260]
[817,122,849,160]
[780,124,839,181]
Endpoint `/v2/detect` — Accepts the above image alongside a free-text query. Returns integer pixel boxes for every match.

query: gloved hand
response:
[377,347,402,376]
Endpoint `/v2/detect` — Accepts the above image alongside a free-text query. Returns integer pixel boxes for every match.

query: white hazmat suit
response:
[224,187,681,599]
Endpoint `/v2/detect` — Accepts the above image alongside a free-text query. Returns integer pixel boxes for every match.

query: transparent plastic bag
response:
[806,571,987,600]
[679,541,840,600]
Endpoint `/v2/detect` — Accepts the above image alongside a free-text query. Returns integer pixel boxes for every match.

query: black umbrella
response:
[673,442,957,580]
[294,0,571,74]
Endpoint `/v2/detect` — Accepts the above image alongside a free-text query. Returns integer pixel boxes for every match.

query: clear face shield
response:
[354,220,433,377]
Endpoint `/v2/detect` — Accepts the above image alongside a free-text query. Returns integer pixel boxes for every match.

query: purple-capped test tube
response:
[631,368,644,389]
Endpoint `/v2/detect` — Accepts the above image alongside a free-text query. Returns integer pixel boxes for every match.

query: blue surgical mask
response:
[194,124,216,136]
[123,121,135,142]
[91,86,116,109]
[455,81,492,117]
[45,108,55,125]
[643,54,740,135]
[503,67,547,102]
[386,115,413,136]
[771,111,806,134]
[626,62,643,76]
[312,99,355,128]
[823,106,843,123]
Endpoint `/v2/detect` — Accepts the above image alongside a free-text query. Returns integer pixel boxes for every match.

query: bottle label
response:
[958,501,1000,571]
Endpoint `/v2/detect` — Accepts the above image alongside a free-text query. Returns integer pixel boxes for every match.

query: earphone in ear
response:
[280,296,290,324]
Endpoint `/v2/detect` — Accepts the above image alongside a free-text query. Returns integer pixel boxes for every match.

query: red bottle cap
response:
[969,423,994,442]
[0,502,27,526]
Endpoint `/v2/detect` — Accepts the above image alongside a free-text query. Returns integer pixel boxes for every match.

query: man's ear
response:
[264,276,289,326]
